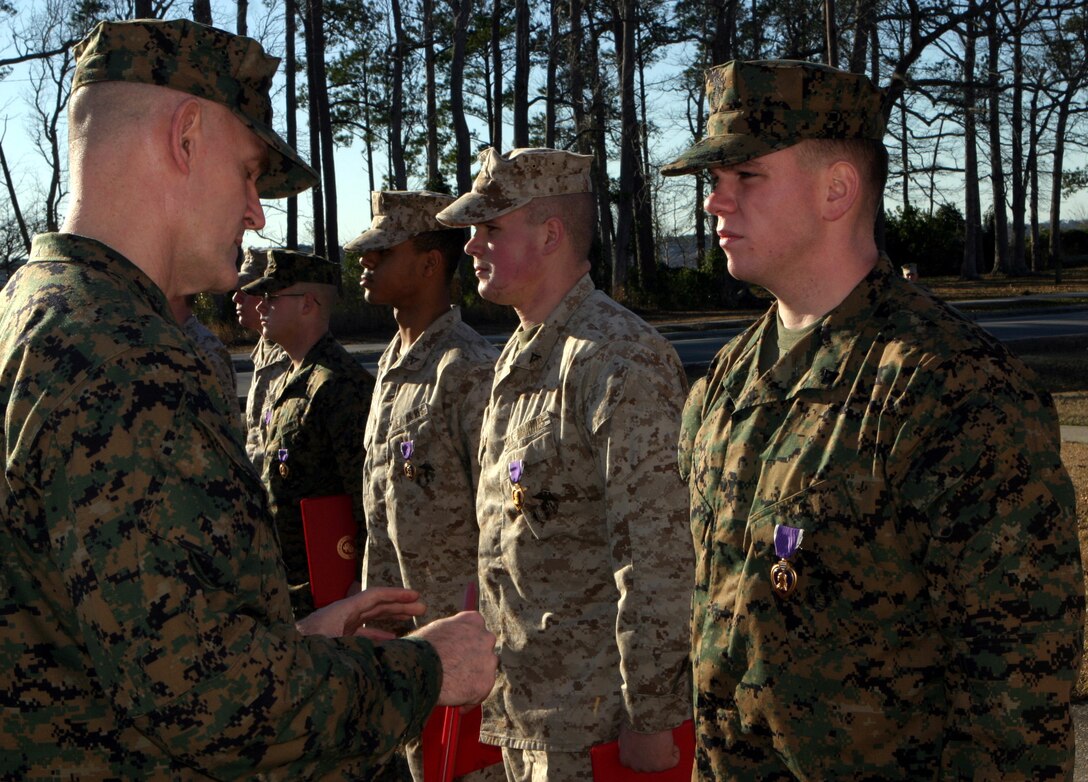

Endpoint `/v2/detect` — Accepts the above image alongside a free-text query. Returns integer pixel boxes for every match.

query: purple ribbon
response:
[509,459,523,484]
[400,440,414,460]
[278,448,289,464]
[263,408,272,425]
[773,524,803,559]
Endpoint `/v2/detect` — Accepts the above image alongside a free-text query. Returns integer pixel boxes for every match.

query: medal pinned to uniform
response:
[263,408,273,426]
[509,459,525,511]
[278,448,290,478]
[400,440,416,480]
[770,523,803,598]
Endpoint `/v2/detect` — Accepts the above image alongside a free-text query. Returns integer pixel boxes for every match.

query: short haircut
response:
[796,138,888,220]
[526,192,598,260]
[412,228,468,284]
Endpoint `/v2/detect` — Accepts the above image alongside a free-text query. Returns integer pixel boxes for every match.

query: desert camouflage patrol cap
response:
[242,249,341,294]
[660,59,886,176]
[344,190,457,253]
[436,147,593,226]
[72,18,318,199]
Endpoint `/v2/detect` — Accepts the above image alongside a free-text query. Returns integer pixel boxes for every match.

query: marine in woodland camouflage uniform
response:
[438,148,693,779]
[179,301,243,424]
[663,59,1084,780]
[348,191,502,782]
[237,248,291,475]
[243,249,374,615]
[0,20,445,778]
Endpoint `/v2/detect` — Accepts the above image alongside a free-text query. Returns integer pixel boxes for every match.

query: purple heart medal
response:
[277,448,289,478]
[509,459,525,511]
[770,524,803,598]
[400,440,416,480]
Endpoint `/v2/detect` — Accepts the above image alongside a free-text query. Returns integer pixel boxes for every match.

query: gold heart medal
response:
[770,523,803,598]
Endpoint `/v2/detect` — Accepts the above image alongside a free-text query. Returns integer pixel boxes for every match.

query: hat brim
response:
[436,192,533,227]
[660,134,791,177]
[244,116,319,199]
[240,275,287,295]
[344,226,415,254]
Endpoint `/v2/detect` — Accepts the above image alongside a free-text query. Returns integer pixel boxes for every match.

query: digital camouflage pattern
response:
[243,248,343,295]
[363,307,498,624]
[0,233,441,779]
[182,313,243,426]
[73,19,316,199]
[346,191,457,253]
[476,275,693,752]
[261,331,374,614]
[678,256,1084,780]
[245,336,290,475]
[362,307,500,782]
[436,148,593,227]
[660,59,885,176]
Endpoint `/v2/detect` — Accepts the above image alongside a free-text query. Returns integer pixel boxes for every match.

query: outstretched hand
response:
[410,611,498,706]
[295,586,427,637]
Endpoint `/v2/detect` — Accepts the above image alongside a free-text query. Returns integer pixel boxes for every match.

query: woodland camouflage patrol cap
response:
[660,59,886,176]
[436,147,593,226]
[242,249,341,294]
[72,18,318,199]
[344,191,457,253]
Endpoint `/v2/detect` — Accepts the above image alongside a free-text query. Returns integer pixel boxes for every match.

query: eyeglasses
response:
[261,292,307,303]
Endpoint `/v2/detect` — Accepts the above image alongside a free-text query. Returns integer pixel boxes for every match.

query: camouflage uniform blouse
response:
[0,234,440,779]
[245,336,290,476]
[362,307,498,624]
[181,313,242,425]
[476,275,693,752]
[679,256,1084,781]
[261,331,374,612]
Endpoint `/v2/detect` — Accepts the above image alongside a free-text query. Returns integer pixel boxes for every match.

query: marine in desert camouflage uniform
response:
[235,248,290,474]
[663,59,1084,780]
[349,191,502,781]
[243,249,374,616]
[0,18,496,779]
[438,148,694,781]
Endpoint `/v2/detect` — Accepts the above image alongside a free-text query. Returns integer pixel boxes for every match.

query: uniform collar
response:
[381,306,462,375]
[504,274,595,373]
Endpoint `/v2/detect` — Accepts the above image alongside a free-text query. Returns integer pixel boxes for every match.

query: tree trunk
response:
[491,0,504,149]
[586,8,614,291]
[424,0,441,189]
[390,0,408,189]
[0,138,31,254]
[824,0,837,66]
[513,0,530,147]
[961,2,980,280]
[569,0,588,154]
[302,3,324,257]
[237,0,248,34]
[308,0,339,263]
[1008,0,1026,274]
[134,0,153,17]
[986,8,1009,275]
[545,0,559,148]
[1027,87,1040,271]
[192,1,213,25]
[847,0,874,74]
[450,0,474,194]
[1048,91,1073,284]
[286,0,298,248]
[612,0,636,297]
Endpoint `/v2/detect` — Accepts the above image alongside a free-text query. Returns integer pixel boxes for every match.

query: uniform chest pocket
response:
[387,404,438,487]
[502,412,560,540]
[745,477,915,646]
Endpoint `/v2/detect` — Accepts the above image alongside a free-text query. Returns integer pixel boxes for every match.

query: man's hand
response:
[410,611,497,706]
[618,723,679,773]
[295,586,426,637]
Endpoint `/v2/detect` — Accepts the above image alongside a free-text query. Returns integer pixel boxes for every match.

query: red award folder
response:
[300,494,357,608]
[589,720,695,781]
[422,583,504,781]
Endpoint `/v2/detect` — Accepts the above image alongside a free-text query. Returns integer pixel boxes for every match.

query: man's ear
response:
[421,248,444,278]
[823,160,860,222]
[540,216,565,256]
[169,98,203,176]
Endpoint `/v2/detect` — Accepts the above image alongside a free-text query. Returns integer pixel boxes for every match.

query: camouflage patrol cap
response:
[72,18,318,199]
[436,147,593,226]
[344,190,457,253]
[660,59,885,176]
[237,248,266,287]
[241,249,341,294]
